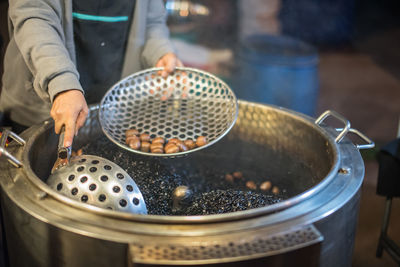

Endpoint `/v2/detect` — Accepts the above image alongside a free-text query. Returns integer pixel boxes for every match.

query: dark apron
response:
[73,0,135,104]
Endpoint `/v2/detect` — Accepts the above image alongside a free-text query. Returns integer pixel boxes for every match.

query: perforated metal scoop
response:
[47,155,147,214]
[99,67,238,157]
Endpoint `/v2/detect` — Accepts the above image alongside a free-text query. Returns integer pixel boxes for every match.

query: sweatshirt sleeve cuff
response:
[142,39,175,68]
[47,72,84,103]
[149,46,174,67]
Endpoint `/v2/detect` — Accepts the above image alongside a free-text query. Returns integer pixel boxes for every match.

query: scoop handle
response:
[57,126,71,160]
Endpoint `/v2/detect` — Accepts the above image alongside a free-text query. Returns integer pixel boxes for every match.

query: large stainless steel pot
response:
[0,100,373,267]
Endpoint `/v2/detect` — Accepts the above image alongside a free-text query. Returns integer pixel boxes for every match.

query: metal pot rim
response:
[19,101,344,224]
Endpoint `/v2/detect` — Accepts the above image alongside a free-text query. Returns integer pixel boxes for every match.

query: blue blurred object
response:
[279,0,356,45]
[234,34,319,116]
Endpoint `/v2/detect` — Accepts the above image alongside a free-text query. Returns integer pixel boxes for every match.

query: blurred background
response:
[162,2,400,264]
[1,0,399,266]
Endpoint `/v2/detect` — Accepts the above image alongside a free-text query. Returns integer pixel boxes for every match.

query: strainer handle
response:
[315,110,351,143]
[0,129,26,168]
[57,126,72,161]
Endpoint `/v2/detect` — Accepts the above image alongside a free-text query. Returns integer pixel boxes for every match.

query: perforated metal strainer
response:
[47,155,147,214]
[99,67,238,157]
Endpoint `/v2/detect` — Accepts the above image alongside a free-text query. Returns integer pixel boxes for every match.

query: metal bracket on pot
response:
[335,128,375,150]
[315,110,350,143]
[315,110,374,150]
[0,129,26,168]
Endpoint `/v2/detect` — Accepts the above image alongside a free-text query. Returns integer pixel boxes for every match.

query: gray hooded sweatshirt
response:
[0,0,174,126]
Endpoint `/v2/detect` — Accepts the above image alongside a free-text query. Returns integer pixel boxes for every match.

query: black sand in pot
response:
[81,136,295,215]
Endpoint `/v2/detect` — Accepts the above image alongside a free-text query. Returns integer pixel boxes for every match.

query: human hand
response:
[155,52,183,78]
[50,90,88,147]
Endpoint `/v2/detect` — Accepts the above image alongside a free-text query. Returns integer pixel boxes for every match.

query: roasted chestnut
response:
[177,143,188,152]
[140,141,150,152]
[272,186,280,195]
[150,142,163,150]
[168,138,180,145]
[246,181,257,190]
[152,137,165,145]
[125,135,138,145]
[150,144,164,153]
[225,174,234,183]
[151,148,164,154]
[260,181,272,191]
[140,133,150,142]
[125,129,139,137]
[196,136,207,147]
[184,139,196,150]
[172,186,193,212]
[165,144,179,154]
[232,171,243,180]
[174,140,188,152]
[128,136,141,150]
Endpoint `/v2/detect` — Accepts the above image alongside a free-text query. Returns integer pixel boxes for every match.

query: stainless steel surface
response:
[0,101,372,267]
[315,110,350,143]
[2,102,335,221]
[316,110,374,149]
[57,127,72,161]
[99,67,238,157]
[0,128,25,167]
[0,102,373,222]
[335,128,375,149]
[47,155,147,214]
[51,127,71,173]
[128,224,322,265]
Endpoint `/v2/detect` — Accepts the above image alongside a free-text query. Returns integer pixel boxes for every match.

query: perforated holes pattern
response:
[130,226,321,263]
[99,67,237,155]
[47,155,147,214]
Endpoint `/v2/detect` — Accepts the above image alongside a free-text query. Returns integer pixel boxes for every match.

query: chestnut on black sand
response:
[83,136,284,215]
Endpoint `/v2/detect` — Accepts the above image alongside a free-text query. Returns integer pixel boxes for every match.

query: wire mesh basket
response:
[99,67,238,157]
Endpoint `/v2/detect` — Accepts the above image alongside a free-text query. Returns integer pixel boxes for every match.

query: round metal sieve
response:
[47,155,147,214]
[99,67,238,157]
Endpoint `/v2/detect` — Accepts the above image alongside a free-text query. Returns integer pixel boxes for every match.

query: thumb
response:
[63,120,76,147]
[155,59,164,76]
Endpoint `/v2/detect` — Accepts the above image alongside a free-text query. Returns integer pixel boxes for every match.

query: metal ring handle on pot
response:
[0,129,26,168]
[335,128,375,150]
[315,110,350,143]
